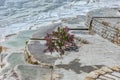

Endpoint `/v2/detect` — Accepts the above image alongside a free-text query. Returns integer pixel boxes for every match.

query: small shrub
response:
[44,27,76,56]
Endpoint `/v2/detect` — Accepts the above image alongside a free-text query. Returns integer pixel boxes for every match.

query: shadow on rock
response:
[56,59,104,74]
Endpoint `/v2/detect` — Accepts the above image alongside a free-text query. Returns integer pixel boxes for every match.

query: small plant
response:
[44,27,76,56]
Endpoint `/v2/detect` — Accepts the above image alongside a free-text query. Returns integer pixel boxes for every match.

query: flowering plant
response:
[44,27,76,56]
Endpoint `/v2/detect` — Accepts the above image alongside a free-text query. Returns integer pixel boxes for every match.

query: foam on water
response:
[0,0,120,41]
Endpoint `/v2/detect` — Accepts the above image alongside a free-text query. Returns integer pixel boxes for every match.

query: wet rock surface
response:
[15,64,52,80]
[0,52,25,80]
[31,23,61,38]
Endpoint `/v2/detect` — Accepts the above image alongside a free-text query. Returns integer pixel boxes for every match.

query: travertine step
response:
[0,53,25,76]
[15,64,55,80]
[25,40,57,66]
[85,66,120,80]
